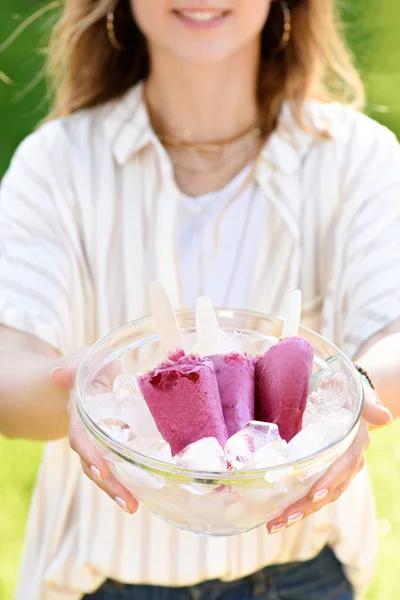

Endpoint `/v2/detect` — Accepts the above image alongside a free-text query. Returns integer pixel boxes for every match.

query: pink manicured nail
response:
[90,465,102,480]
[312,488,329,502]
[115,496,130,514]
[269,522,286,534]
[287,512,303,524]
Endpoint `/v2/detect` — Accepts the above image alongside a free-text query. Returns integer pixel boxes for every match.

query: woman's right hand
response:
[50,355,139,515]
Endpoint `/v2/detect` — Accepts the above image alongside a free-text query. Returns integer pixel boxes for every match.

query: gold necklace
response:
[156,124,262,154]
[172,137,262,195]
[144,88,262,154]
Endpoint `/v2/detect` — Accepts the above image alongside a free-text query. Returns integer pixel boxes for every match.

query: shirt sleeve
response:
[335,116,400,359]
[0,123,85,353]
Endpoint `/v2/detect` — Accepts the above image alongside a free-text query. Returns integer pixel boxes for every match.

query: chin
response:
[170,43,242,65]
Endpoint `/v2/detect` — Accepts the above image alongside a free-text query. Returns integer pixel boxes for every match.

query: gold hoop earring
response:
[107,9,126,52]
[270,0,291,54]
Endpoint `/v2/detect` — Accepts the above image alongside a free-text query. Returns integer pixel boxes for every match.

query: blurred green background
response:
[0,1,400,599]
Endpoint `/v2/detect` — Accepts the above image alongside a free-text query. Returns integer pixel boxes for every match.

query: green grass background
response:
[1,2,400,599]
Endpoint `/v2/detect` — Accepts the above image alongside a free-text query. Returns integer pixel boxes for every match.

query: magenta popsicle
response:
[209,352,255,438]
[137,355,228,455]
[255,336,313,442]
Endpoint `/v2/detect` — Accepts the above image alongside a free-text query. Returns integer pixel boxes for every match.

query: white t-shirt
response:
[179,162,266,308]
[1,82,400,600]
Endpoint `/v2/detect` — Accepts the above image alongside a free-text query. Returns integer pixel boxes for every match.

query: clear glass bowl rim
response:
[75,308,364,481]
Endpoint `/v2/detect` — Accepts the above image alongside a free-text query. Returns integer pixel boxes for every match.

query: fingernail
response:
[376,404,393,420]
[269,522,286,534]
[287,511,303,524]
[312,488,329,502]
[49,366,64,380]
[115,496,131,514]
[90,465,102,480]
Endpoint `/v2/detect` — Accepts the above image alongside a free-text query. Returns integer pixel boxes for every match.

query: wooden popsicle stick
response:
[281,289,302,339]
[150,280,184,360]
[196,296,221,356]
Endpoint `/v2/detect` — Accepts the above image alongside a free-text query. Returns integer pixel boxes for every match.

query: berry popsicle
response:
[255,290,313,441]
[195,296,256,437]
[209,352,255,438]
[255,336,313,441]
[137,355,228,455]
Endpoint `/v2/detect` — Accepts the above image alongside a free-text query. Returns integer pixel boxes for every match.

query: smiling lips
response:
[173,7,230,26]
[178,10,227,21]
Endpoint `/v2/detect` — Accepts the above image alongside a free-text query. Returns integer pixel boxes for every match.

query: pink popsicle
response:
[137,355,228,455]
[209,352,255,438]
[255,336,313,442]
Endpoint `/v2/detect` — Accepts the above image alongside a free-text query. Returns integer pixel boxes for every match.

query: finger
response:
[68,393,111,481]
[81,460,138,514]
[310,419,369,486]
[362,383,392,426]
[266,423,369,533]
[271,476,355,534]
[50,365,76,389]
[267,475,355,534]
[50,348,89,390]
[69,393,138,512]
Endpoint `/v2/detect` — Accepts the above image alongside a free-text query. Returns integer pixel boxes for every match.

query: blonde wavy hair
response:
[46,0,364,135]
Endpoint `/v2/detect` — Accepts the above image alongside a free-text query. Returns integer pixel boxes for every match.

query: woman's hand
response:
[266,383,393,534]
[51,354,139,515]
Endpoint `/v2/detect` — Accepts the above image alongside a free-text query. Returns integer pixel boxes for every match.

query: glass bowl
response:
[75,309,363,537]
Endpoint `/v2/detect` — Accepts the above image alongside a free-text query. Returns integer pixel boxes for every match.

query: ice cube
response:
[242,421,281,451]
[224,431,255,470]
[173,437,227,471]
[249,439,289,468]
[324,406,353,442]
[246,439,292,482]
[287,423,327,461]
[86,392,160,439]
[303,370,351,429]
[246,440,293,483]
[97,417,134,444]
[124,396,161,439]
[113,374,140,398]
[312,372,350,407]
[86,393,120,422]
[302,398,322,428]
[126,437,172,462]
[303,393,353,434]
[327,406,353,426]
[224,422,281,470]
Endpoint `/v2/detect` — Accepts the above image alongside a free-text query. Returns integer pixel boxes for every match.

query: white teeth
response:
[180,10,224,21]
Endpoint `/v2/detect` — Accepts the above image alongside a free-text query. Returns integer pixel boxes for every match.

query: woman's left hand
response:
[266,384,393,534]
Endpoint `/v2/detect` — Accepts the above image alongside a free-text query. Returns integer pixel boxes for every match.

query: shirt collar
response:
[104,81,338,172]
[103,81,157,165]
[259,101,340,175]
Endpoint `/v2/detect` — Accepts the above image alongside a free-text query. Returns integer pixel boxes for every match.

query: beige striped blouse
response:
[1,83,400,600]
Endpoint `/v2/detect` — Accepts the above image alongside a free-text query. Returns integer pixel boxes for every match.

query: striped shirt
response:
[1,83,400,600]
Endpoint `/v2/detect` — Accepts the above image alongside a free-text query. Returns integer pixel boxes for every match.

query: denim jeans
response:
[84,545,353,600]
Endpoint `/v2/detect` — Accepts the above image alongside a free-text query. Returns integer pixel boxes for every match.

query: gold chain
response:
[156,124,262,154]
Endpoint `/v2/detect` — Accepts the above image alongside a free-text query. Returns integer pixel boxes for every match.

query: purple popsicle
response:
[209,352,255,438]
[137,355,228,456]
[255,336,313,442]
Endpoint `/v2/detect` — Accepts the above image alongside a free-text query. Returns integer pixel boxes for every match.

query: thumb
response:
[49,348,89,390]
[362,382,393,427]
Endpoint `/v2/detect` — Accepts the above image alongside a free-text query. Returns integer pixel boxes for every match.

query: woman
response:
[1,0,399,598]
